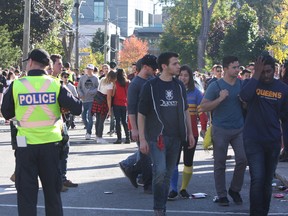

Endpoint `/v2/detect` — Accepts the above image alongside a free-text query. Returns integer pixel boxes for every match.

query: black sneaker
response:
[179,189,190,199]
[119,162,138,188]
[167,190,178,201]
[125,167,138,188]
[113,139,122,144]
[228,188,243,205]
[215,197,229,206]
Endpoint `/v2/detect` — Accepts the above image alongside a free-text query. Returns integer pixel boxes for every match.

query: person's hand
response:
[253,56,265,80]
[61,108,69,114]
[187,134,195,149]
[107,109,111,118]
[140,139,149,154]
[131,128,139,141]
[219,89,229,102]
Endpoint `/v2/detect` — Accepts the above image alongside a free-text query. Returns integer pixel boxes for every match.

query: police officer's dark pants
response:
[16,143,63,216]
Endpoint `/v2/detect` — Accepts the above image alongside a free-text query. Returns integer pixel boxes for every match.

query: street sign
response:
[79,52,90,56]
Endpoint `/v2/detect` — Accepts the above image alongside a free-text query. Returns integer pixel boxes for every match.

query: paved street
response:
[0,119,287,215]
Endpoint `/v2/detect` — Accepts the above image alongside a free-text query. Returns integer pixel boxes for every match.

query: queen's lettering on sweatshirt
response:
[256,89,282,100]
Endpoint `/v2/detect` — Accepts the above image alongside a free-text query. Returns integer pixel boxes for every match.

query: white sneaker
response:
[85,133,91,140]
[97,137,108,144]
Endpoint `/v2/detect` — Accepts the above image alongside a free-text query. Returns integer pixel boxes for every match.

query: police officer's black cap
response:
[22,49,51,66]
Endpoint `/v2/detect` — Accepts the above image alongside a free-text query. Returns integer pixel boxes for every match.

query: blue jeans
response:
[244,138,281,216]
[81,102,93,135]
[121,151,139,168]
[149,136,181,211]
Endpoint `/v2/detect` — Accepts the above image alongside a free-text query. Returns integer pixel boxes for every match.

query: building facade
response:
[74,0,162,62]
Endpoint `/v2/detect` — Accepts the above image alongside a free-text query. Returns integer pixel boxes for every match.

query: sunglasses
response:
[63,76,68,78]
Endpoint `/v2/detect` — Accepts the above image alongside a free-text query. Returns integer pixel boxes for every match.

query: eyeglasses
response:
[63,76,68,78]
[216,70,222,72]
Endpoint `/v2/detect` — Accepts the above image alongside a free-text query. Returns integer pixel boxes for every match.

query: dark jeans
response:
[95,112,106,138]
[281,121,288,153]
[59,144,69,182]
[128,141,152,190]
[113,105,129,140]
[244,139,281,216]
[109,109,115,132]
[16,143,63,216]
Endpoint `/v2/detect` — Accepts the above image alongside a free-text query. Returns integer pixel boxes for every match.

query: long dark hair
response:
[116,68,129,87]
[179,65,195,92]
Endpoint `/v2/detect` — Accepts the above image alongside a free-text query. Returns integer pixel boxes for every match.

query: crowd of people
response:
[0,49,288,216]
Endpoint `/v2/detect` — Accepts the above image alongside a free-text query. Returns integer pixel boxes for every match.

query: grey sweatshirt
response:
[77,74,99,103]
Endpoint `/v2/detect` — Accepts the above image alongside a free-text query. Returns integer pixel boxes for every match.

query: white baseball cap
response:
[86,64,94,70]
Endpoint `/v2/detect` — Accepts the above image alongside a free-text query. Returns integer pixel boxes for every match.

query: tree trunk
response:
[197,0,217,72]
[62,31,75,64]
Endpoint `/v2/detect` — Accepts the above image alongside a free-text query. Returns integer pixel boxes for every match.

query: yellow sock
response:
[180,166,193,191]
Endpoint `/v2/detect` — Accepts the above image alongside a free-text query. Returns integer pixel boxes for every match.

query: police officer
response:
[1,48,82,216]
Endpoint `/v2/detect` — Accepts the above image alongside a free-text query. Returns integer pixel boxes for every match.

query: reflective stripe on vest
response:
[16,78,60,128]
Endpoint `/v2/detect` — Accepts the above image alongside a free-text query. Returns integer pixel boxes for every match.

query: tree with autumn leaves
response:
[119,35,148,69]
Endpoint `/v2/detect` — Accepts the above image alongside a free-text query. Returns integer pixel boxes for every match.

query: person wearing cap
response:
[119,54,157,193]
[77,64,99,140]
[1,48,82,216]
[137,52,194,215]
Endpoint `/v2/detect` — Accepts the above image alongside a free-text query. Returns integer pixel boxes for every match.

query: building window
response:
[135,9,143,26]
[94,0,104,22]
[149,13,153,26]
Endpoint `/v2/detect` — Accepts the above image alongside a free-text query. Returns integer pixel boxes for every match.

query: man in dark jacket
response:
[138,52,195,216]
[240,54,288,216]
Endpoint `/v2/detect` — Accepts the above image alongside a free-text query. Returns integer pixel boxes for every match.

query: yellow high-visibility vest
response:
[13,75,62,144]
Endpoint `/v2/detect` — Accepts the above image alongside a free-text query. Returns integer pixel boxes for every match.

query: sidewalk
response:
[0,117,287,187]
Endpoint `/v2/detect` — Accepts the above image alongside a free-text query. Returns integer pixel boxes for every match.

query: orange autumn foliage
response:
[119,35,148,68]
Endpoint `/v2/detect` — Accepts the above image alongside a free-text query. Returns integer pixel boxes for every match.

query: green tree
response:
[267,0,288,63]
[0,0,73,57]
[238,0,283,35]
[0,25,21,68]
[160,0,233,70]
[90,29,107,54]
[159,1,201,67]
[221,4,260,65]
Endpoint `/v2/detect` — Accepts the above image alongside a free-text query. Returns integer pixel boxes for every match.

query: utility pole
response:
[115,8,119,64]
[23,0,31,69]
[104,0,109,63]
[75,0,80,69]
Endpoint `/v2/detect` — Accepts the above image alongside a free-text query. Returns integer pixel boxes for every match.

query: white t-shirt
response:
[98,79,113,95]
